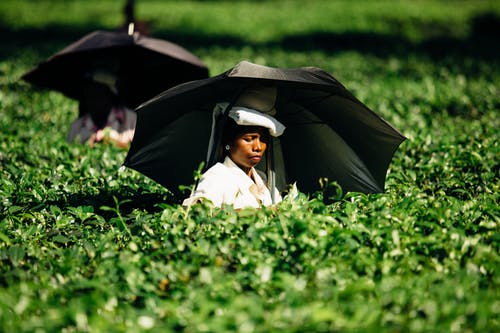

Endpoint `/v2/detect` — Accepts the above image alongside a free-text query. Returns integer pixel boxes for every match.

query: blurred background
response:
[2,0,499,123]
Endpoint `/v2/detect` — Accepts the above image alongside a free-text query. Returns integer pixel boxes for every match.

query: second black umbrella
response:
[22,30,209,108]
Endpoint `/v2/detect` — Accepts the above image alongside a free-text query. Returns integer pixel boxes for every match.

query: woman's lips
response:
[249,156,261,162]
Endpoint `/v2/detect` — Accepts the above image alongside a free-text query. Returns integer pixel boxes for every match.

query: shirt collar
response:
[222,156,270,203]
[222,156,266,186]
[223,156,252,176]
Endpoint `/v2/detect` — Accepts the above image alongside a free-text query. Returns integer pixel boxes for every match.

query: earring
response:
[225,145,230,151]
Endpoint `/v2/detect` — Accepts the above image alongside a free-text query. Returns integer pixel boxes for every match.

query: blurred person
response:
[67,70,136,148]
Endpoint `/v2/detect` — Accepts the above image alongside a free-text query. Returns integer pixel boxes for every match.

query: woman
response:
[183,86,285,209]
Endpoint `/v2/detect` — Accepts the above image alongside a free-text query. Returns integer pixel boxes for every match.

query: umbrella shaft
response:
[267,137,276,204]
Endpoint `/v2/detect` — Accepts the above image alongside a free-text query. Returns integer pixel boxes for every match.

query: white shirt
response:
[183,157,281,209]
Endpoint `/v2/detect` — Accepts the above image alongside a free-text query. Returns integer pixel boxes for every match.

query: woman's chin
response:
[249,156,262,164]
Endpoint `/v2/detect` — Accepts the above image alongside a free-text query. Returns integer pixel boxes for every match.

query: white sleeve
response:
[182,172,224,207]
[273,187,282,203]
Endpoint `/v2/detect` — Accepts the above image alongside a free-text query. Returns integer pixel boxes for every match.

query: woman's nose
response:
[253,139,264,151]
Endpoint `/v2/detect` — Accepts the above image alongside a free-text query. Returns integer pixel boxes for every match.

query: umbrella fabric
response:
[124,61,406,194]
[22,30,209,108]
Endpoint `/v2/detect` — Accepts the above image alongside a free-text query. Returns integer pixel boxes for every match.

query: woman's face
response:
[228,127,268,172]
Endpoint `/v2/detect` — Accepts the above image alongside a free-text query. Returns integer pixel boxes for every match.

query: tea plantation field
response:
[1,1,499,332]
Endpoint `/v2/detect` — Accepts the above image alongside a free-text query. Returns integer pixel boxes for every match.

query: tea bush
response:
[1,1,499,332]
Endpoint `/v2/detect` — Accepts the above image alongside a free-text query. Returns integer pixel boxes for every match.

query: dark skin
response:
[227,126,268,178]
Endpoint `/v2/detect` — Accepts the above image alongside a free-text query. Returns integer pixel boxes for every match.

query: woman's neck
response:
[241,166,252,177]
[227,156,254,179]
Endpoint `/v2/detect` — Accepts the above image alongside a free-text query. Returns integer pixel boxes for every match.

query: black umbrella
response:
[124,61,406,195]
[22,30,209,108]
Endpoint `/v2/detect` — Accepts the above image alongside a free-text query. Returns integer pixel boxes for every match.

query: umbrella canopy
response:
[22,30,209,108]
[124,61,406,194]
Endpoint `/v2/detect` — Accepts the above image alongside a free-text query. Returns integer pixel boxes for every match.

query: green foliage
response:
[1,0,499,332]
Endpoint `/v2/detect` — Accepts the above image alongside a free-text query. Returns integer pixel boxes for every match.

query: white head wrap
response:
[213,103,285,137]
